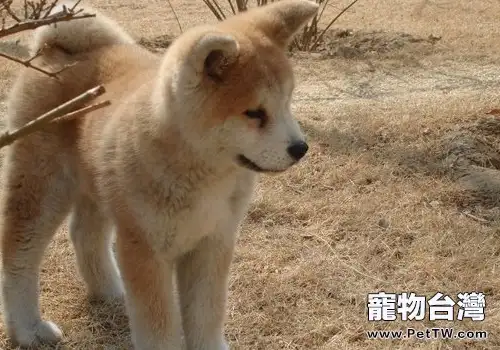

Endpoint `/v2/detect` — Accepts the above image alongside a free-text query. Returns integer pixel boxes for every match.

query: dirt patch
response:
[137,34,174,53]
[314,29,441,60]
[436,114,500,215]
[441,116,500,174]
[138,29,441,61]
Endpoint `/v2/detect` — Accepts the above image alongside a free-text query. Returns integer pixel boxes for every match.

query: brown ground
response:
[1,0,500,349]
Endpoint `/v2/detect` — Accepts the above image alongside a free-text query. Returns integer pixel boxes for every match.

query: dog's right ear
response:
[244,0,319,49]
[190,33,240,82]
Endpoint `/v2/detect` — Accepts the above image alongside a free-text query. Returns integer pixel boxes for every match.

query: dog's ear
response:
[250,0,319,48]
[190,33,239,82]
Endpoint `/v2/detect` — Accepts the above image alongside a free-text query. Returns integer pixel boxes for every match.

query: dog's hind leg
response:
[68,195,123,300]
[0,138,74,347]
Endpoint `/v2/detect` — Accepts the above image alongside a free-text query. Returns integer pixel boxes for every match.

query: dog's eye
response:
[243,108,267,128]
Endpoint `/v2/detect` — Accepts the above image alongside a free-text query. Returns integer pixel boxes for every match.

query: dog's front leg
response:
[176,232,236,350]
[115,225,181,350]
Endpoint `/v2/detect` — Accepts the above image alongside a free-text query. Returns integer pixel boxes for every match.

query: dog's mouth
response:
[236,155,285,173]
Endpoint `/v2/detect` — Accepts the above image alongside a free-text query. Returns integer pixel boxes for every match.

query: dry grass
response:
[201,0,362,51]
[1,0,500,349]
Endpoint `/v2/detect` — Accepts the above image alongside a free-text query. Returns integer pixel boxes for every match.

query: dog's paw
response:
[12,320,63,347]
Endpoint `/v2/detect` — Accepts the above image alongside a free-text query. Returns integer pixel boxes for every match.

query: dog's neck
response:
[136,118,240,186]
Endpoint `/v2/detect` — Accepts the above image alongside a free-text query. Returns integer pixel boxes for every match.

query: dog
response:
[0,0,318,348]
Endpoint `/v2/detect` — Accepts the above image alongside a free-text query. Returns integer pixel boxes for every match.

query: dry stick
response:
[23,0,28,19]
[42,0,59,19]
[311,232,388,284]
[235,0,246,12]
[202,0,222,21]
[227,0,236,15]
[0,50,75,79]
[309,0,360,51]
[0,85,108,148]
[0,11,95,38]
[69,0,83,12]
[2,0,22,22]
[317,0,331,24]
[211,0,226,20]
[165,0,183,33]
[51,100,111,123]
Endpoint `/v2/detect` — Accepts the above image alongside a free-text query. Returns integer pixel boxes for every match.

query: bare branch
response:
[165,0,183,33]
[2,0,22,22]
[235,0,247,12]
[0,11,95,38]
[0,47,76,79]
[69,0,82,12]
[211,0,226,20]
[227,0,236,15]
[42,1,58,19]
[203,0,226,20]
[0,85,109,148]
[309,0,360,51]
[51,100,111,123]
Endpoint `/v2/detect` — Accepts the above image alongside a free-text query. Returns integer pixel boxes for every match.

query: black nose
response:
[287,141,309,161]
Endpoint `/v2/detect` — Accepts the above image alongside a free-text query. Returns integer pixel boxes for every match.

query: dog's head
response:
[158,0,318,173]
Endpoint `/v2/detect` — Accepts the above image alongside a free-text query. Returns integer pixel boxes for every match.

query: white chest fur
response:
[125,172,242,258]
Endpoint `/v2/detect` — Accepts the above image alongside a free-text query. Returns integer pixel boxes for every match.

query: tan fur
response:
[0,0,318,348]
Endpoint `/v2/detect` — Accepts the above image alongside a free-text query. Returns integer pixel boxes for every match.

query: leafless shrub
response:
[202,0,360,51]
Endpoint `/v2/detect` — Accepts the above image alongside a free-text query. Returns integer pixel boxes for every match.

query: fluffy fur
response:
[0,0,318,348]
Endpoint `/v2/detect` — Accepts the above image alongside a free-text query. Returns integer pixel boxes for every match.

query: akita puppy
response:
[0,0,317,348]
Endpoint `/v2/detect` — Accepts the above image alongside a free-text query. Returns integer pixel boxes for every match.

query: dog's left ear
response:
[190,32,240,82]
[248,0,319,48]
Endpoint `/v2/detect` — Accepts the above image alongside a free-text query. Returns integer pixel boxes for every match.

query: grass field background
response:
[1,0,500,349]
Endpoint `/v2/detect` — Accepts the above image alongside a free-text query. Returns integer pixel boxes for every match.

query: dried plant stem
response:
[0,85,109,148]
[0,12,95,38]
[51,100,111,123]
[165,0,183,33]
[309,0,360,51]
[0,49,74,79]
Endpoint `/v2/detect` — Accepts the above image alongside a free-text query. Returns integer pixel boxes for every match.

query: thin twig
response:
[0,11,95,38]
[51,100,111,123]
[227,0,236,15]
[235,0,247,12]
[0,50,56,77]
[2,0,22,22]
[42,1,59,19]
[165,0,182,33]
[309,0,360,51]
[203,0,223,21]
[211,0,226,20]
[317,0,331,24]
[23,0,28,19]
[310,231,388,284]
[69,0,83,12]
[0,49,76,79]
[0,85,108,148]
[462,211,489,224]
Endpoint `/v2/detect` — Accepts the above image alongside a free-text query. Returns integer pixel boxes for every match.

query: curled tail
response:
[30,0,135,55]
